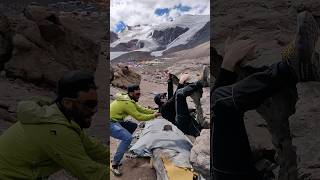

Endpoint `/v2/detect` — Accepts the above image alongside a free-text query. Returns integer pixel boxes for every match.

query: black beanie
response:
[154,93,167,106]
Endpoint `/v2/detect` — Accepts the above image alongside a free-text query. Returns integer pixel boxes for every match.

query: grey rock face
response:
[111,65,141,89]
[110,31,118,43]
[152,26,189,46]
[190,129,210,179]
[3,5,99,87]
[164,22,210,55]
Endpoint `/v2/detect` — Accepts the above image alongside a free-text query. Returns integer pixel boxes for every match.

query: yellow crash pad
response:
[161,158,196,180]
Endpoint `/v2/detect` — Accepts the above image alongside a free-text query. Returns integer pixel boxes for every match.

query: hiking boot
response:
[199,65,210,87]
[111,165,122,176]
[281,11,319,81]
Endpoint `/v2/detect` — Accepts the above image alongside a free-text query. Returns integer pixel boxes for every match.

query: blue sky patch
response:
[154,8,170,16]
[174,4,191,12]
[114,21,126,33]
[155,4,191,17]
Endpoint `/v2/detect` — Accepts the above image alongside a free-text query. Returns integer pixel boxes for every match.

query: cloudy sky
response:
[110,0,210,32]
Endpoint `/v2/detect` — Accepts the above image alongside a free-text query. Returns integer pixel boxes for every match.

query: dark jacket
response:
[0,96,109,180]
[159,78,184,124]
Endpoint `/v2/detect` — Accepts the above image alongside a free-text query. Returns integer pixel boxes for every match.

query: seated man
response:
[211,11,319,180]
[154,70,209,137]
[0,71,108,179]
[110,84,161,176]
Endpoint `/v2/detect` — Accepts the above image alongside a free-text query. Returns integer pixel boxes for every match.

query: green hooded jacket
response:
[110,93,156,121]
[0,96,109,180]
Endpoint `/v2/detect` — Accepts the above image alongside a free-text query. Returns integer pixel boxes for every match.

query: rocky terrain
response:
[212,0,320,179]
[110,40,210,179]
[0,1,107,179]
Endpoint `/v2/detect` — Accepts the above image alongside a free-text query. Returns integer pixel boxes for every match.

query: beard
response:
[129,95,139,102]
[133,98,139,102]
[71,109,93,129]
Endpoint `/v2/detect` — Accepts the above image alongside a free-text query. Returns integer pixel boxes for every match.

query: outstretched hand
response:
[165,72,172,81]
[222,38,256,72]
[155,112,162,117]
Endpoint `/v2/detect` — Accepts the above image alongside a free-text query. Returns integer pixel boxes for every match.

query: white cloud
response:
[110,0,210,31]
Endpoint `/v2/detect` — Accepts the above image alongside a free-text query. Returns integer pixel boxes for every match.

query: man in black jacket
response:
[211,11,319,180]
[154,69,209,137]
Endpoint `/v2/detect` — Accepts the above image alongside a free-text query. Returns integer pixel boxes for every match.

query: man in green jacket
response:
[110,84,161,176]
[0,71,109,180]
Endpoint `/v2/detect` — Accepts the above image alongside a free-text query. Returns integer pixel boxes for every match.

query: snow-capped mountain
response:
[110,14,209,61]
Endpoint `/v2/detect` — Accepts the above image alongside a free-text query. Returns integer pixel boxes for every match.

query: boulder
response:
[5,47,69,86]
[23,5,60,24]
[4,6,100,87]
[16,19,49,49]
[111,65,141,89]
[13,34,37,51]
[190,129,210,179]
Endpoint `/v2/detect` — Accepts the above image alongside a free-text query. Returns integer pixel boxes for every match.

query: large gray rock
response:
[16,19,49,49]
[190,129,210,179]
[4,5,100,87]
[111,65,141,89]
[23,5,60,24]
[13,34,37,50]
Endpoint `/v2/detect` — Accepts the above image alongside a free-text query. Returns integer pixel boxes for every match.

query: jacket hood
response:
[17,96,80,130]
[115,92,134,102]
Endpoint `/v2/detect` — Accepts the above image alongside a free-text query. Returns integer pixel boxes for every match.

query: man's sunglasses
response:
[81,100,98,110]
[69,99,98,110]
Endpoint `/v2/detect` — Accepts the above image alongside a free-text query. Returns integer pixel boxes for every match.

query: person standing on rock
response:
[110,84,161,176]
[211,11,319,180]
[154,68,209,137]
[0,71,109,179]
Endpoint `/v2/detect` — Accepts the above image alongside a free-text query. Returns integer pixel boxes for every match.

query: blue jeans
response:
[110,121,137,165]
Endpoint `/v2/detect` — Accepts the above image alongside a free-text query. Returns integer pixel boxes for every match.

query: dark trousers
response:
[175,81,203,137]
[119,121,137,134]
[211,62,296,179]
